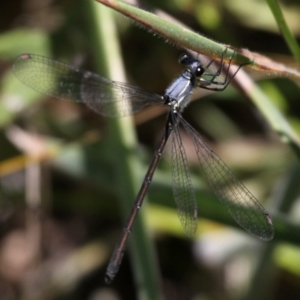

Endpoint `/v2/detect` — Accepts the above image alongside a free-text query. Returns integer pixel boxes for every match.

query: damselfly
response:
[13,50,274,283]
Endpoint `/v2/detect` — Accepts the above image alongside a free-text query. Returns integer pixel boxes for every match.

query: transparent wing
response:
[171,113,198,237]
[13,54,164,118]
[179,115,274,241]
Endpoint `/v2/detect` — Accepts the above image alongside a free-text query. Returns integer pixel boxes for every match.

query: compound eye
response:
[195,66,204,77]
[178,53,191,65]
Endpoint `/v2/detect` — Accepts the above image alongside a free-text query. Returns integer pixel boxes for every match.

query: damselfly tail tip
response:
[105,274,113,284]
[105,264,119,284]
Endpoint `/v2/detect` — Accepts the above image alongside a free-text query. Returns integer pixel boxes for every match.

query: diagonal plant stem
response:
[234,68,300,160]
[94,0,300,79]
[94,0,249,64]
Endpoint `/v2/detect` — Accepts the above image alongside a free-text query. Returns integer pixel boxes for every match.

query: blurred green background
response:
[0,0,300,299]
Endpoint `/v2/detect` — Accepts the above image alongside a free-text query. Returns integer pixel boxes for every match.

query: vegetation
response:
[0,0,300,299]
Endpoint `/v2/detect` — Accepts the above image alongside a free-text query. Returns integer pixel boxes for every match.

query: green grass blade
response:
[94,0,300,80]
[84,1,162,298]
[266,0,300,63]
[95,0,250,64]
